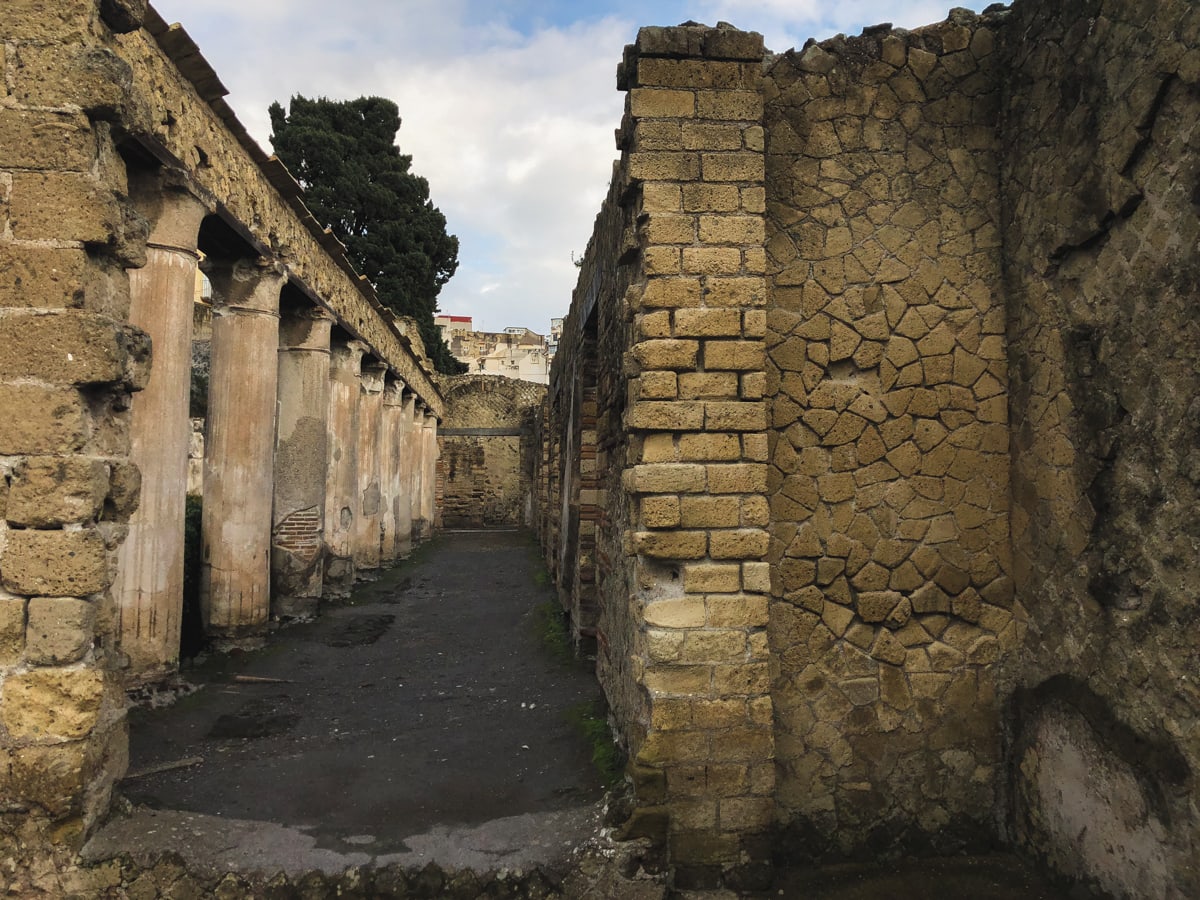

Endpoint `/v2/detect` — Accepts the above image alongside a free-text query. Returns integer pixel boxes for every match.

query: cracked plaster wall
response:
[1002,0,1200,895]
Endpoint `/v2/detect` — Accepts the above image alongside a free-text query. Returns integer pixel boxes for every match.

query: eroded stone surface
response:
[538,1,1199,892]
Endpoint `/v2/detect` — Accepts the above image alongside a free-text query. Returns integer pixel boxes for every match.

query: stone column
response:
[417,409,439,539]
[114,183,208,682]
[272,307,333,618]
[354,360,387,571]
[394,392,416,557]
[410,400,428,540]
[380,378,404,563]
[324,339,365,596]
[200,257,286,639]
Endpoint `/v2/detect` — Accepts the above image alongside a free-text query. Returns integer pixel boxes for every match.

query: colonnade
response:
[113,185,440,682]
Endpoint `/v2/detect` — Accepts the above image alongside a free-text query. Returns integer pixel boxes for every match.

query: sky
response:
[150,0,990,335]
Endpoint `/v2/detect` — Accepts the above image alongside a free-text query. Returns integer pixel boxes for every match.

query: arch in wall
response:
[438,375,547,528]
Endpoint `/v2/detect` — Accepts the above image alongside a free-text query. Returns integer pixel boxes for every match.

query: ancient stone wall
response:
[763,10,1013,857]
[541,1,1199,892]
[541,25,778,888]
[439,375,545,528]
[0,1,443,885]
[1000,1,1200,895]
[0,1,153,866]
[538,167,639,668]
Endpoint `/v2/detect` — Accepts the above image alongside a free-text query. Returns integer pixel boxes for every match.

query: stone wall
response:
[1000,1,1200,895]
[763,10,1013,857]
[0,0,444,885]
[439,375,545,528]
[0,0,153,865]
[537,168,638,667]
[540,1,1199,892]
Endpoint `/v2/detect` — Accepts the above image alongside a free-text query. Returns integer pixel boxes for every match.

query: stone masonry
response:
[541,2,1199,894]
[1,0,1198,895]
[764,8,1012,859]
[1000,2,1200,896]
[0,0,443,887]
[439,375,546,529]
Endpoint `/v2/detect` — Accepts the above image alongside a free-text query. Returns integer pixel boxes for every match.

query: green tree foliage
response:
[268,95,466,374]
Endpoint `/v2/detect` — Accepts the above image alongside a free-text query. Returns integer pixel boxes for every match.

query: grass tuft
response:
[566,700,626,789]
[532,599,574,665]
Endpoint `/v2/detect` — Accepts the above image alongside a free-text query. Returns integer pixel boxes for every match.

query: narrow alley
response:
[84,530,611,879]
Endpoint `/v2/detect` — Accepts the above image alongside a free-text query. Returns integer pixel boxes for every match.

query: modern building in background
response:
[434,315,554,384]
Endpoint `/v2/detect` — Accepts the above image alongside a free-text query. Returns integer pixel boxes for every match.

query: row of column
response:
[113,186,439,682]
[318,340,437,602]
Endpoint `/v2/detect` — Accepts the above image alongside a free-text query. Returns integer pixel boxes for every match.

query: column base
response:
[272,595,319,620]
[207,633,267,654]
[323,556,356,599]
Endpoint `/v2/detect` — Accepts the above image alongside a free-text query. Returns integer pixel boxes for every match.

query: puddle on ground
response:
[207,695,301,739]
[317,614,395,647]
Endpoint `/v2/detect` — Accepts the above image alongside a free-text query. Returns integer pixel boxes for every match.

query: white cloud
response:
[149,0,988,335]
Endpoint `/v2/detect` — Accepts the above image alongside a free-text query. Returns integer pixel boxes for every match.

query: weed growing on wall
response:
[532,598,573,665]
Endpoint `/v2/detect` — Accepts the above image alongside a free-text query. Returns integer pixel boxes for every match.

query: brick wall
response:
[439,375,545,528]
[541,2,1200,892]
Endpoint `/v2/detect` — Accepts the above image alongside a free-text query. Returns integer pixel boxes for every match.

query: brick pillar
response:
[434,442,445,530]
[572,347,601,646]
[0,219,139,833]
[354,360,387,571]
[0,0,151,850]
[200,257,285,639]
[545,407,563,581]
[114,179,209,681]
[380,377,404,563]
[272,306,333,617]
[324,339,366,597]
[616,24,774,888]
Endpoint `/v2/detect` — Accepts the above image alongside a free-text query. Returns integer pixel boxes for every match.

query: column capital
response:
[279,305,335,352]
[330,339,369,375]
[383,377,407,406]
[130,170,213,257]
[361,360,388,393]
[202,256,287,316]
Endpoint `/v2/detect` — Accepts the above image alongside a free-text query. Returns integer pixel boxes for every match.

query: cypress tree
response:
[268,95,466,374]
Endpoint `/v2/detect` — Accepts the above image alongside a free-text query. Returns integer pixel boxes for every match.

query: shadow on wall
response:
[1010,677,1193,900]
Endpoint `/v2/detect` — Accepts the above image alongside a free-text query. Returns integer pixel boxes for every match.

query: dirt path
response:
[87,529,610,876]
